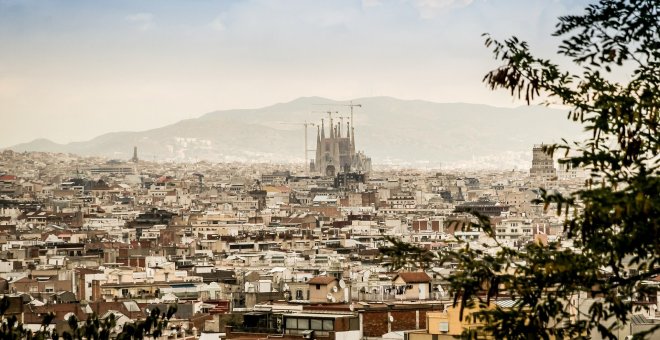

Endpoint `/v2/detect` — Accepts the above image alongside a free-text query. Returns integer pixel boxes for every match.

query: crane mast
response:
[278,120,316,176]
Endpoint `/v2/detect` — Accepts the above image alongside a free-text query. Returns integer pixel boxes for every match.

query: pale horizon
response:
[1,0,591,147]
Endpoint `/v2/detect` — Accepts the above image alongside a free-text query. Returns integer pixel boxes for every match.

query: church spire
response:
[351,125,356,155]
[321,118,325,139]
[315,125,321,173]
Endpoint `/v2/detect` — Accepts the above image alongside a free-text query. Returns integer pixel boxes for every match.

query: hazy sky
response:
[0,0,592,147]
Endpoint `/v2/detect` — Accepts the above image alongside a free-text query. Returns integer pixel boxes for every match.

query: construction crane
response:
[311,110,350,139]
[336,115,350,125]
[311,110,339,123]
[278,121,316,175]
[314,101,362,130]
[312,110,352,137]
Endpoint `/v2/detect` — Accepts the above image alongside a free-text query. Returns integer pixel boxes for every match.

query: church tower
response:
[312,105,371,176]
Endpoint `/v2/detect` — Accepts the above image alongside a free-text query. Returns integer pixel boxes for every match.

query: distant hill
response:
[6,96,583,169]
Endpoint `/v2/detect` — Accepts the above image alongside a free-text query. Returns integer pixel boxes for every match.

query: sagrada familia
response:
[311,117,371,177]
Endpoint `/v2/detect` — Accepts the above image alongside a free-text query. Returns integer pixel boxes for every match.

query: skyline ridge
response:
[5,96,581,170]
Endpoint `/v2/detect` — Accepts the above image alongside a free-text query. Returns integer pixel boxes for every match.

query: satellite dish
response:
[388,315,394,323]
[330,296,336,303]
[339,280,346,289]
[332,286,338,293]
[326,293,333,301]
[349,304,355,312]
[283,284,290,291]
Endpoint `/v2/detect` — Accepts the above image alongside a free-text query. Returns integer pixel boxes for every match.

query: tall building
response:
[313,118,371,177]
[130,146,140,174]
[530,144,556,178]
[131,146,139,163]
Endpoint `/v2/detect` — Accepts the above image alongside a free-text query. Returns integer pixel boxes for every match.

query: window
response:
[316,284,320,290]
[298,319,309,329]
[323,320,334,330]
[311,319,323,330]
[349,317,359,331]
[307,319,335,331]
[439,321,449,332]
[286,318,297,329]
[286,318,310,330]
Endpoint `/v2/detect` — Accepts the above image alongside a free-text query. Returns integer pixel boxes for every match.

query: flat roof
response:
[282,312,354,318]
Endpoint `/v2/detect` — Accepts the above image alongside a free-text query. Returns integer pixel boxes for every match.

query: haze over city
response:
[1,0,590,148]
[1,0,658,339]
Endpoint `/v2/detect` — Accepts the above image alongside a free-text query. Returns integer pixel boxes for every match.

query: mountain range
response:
[7,96,584,169]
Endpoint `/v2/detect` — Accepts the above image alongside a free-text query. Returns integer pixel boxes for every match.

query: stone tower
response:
[130,146,139,163]
[313,118,371,177]
[530,144,556,178]
[314,118,354,177]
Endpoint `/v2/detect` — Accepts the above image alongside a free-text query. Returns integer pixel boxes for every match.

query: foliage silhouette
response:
[0,297,179,340]
[380,0,659,338]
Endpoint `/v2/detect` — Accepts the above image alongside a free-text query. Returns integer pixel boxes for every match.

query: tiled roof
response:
[395,272,431,283]
[307,276,337,285]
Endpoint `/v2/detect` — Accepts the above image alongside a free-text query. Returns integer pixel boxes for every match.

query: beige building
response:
[307,275,345,303]
[409,302,490,340]
[392,272,431,300]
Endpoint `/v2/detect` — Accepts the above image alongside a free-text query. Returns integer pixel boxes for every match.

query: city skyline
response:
[0,1,655,339]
